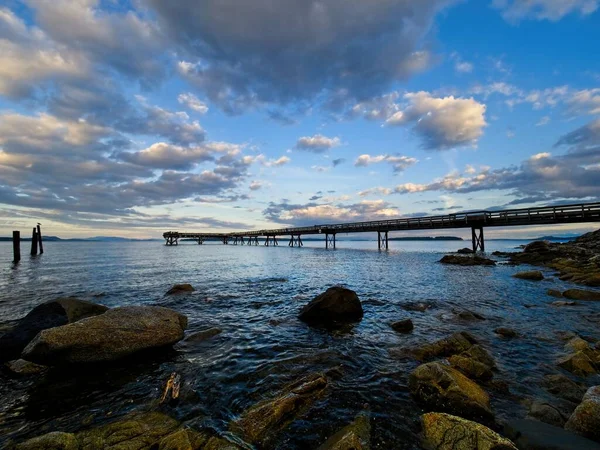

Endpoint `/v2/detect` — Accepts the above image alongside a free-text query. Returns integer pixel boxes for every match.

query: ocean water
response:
[1,239,600,448]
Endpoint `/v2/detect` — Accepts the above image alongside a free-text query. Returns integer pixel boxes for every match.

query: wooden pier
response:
[163,202,600,252]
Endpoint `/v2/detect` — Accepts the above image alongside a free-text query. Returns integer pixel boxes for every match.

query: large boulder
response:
[230,373,327,447]
[299,287,363,327]
[421,413,517,450]
[317,412,370,450]
[524,241,551,253]
[504,419,600,450]
[390,319,413,333]
[513,271,544,281]
[166,284,195,295]
[440,255,496,266]
[543,374,586,403]
[457,248,474,254]
[565,386,600,442]
[0,298,108,362]
[563,289,600,301]
[526,400,570,427]
[22,306,187,365]
[409,362,493,420]
[557,351,598,377]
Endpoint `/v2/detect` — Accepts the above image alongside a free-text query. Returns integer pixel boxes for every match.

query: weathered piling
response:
[12,231,20,263]
[30,227,38,256]
[37,224,43,254]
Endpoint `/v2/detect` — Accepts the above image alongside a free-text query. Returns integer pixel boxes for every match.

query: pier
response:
[163,202,600,252]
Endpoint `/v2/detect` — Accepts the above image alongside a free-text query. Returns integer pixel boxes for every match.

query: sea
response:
[1,239,599,448]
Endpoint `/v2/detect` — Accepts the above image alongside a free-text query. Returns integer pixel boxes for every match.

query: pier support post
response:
[288,235,303,247]
[197,237,204,245]
[37,224,43,254]
[223,236,229,245]
[471,227,485,252]
[13,231,20,263]
[31,227,38,256]
[240,236,245,245]
[325,233,336,249]
[377,231,388,250]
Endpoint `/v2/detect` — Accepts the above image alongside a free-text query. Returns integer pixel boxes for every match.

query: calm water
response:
[1,239,600,448]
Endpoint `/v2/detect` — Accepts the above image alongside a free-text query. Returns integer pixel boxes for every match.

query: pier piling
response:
[37,224,43,254]
[30,227,38,256]
[12,231,20,263]
[471,226,485,252]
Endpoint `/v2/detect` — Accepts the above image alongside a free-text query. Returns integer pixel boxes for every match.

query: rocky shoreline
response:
[2,234,600,449]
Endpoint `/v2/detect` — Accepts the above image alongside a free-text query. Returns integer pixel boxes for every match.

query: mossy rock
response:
[14,432,79,450]
[513,270,544,281]
[557,351,598,377]
[563,289,600,301]
[421,412,517,450]
[317,412,371,450]
[412,331,478,361]
[448,354,493,381]
[566,386,600,442]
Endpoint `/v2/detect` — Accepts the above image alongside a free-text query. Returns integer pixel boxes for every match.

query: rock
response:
[401,301,434,312]
[527,400,569,427]
[543,374,586,403]
[409,362,493,420]
[0,298,108,362]
[524,241,551,253]
[548,289,563,298]
[166,284,195,295]
[551,301,577,307]
[390,319,413,333]
[453,309,486,321]
[457,247,474,254]
[184,328,222,342]
[462,344,496,369]
[565,386,600,442]
[22,306,188,365]
[565,337,592,353]
[513,270,544,281]
[14,432,79,450]
[317,412,370,450]
[494,328,518,338]
[421,412,517,450]
[5,359,47,376]
[440,255,496,266]
[557,351,598,377]
[504,419,600,450]
[412,331,478,361]
[492,251,514,258]
[158,428,209,450]
[563,289,600,301]
[230,373,327,446]
[299,287,363,327]
[448,354,493,381]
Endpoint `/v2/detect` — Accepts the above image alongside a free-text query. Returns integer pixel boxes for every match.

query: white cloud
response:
[566,88,600,115]
[178,93,209,114]
[536,116,551,126]
[249,180,263,190]
[354,154,418,172]
[493,0,599,22]
[455,61,474,73]
[296,134,341,152]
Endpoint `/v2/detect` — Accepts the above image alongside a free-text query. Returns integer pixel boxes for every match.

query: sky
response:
[0,0,599,239]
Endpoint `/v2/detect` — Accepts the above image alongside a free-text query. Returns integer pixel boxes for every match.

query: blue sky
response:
[0,0,599,238]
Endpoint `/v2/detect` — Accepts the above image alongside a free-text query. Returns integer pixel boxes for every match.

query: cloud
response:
[354,154,418,172]
[311,165,330,173]
[455,61,474,73]
[295,134,341,153]
[566,88,600,116]
[332,158,346,167]
[249,181,263,191]
[536,116,551,126]
[178,93,209,114]
[358,187,393,197]
[385,92,487,149]
[493,0,599,22]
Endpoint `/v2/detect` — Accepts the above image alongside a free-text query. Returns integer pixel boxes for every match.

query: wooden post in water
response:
[37,224,43,254]
[13,231,20,263]
[31,227,38,256]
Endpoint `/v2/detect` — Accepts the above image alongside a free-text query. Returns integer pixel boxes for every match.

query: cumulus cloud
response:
[493,0,599,22]
[354,154,418,172]
[566,88,600,115]
[118,142,236,170]
[249,181,263,191]
[385,92,487,149]
[295,134,341,153]
[358,187,393,197]
[178,93,209,114]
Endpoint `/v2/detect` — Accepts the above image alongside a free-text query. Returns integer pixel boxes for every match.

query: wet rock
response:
[557,351,598,377]
[421,412,517,450]
[448,354,493,381]
[158,428,210,450]
[565,336,592,353]
[317,412,370,450]
[203,436,242,450]
[409,361,493,420]
[390,319,413,333]
[166,284,195,295]
[14,432,79,450]
[492,251,514,258]
[527,400,569,427]
[494,328,518,338]
[548,289,564,298]
[299,287,363,328]
[462,344,496,369]
[411,331,478,361]
[184,328,222,342]
[230,373,327,447]
[543,374,586,403]
[563,289,600,301]
[565,386,600,442]
[5,359,47,376]
[22,306,188,365]
[551,301,577,307]
[440,255,496,266]
[457,247,474,254]
[401,301,435,312]
[453,309,486,321]
[504,419,600,450]
[513,270,544,281]
[0,298,108,362]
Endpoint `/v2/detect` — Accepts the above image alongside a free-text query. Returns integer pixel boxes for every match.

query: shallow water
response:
[1,240,600,448]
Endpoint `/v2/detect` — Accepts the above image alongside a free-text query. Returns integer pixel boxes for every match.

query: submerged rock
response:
[504,419,600,450]
[317,412,370,450]
[390,319,413,333]
[494,328,518,338]
[22,306,187,365]
[543,374,586,403]
[166,284,195,295]
[411,331,478,361]
[230,373,327,447]
[0,298,108,362]
[527,400,570,427]
[440,255,496,266]
[563,289,600,301]
[409,362,493,420]
[5,359,47,376]
[421,413,517,450]
[299,287,363,328]
[565,386,600,442]
[184,328,222,342]
[548,289,564,298]
[401,301,435,312]
[513,270,544,281]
